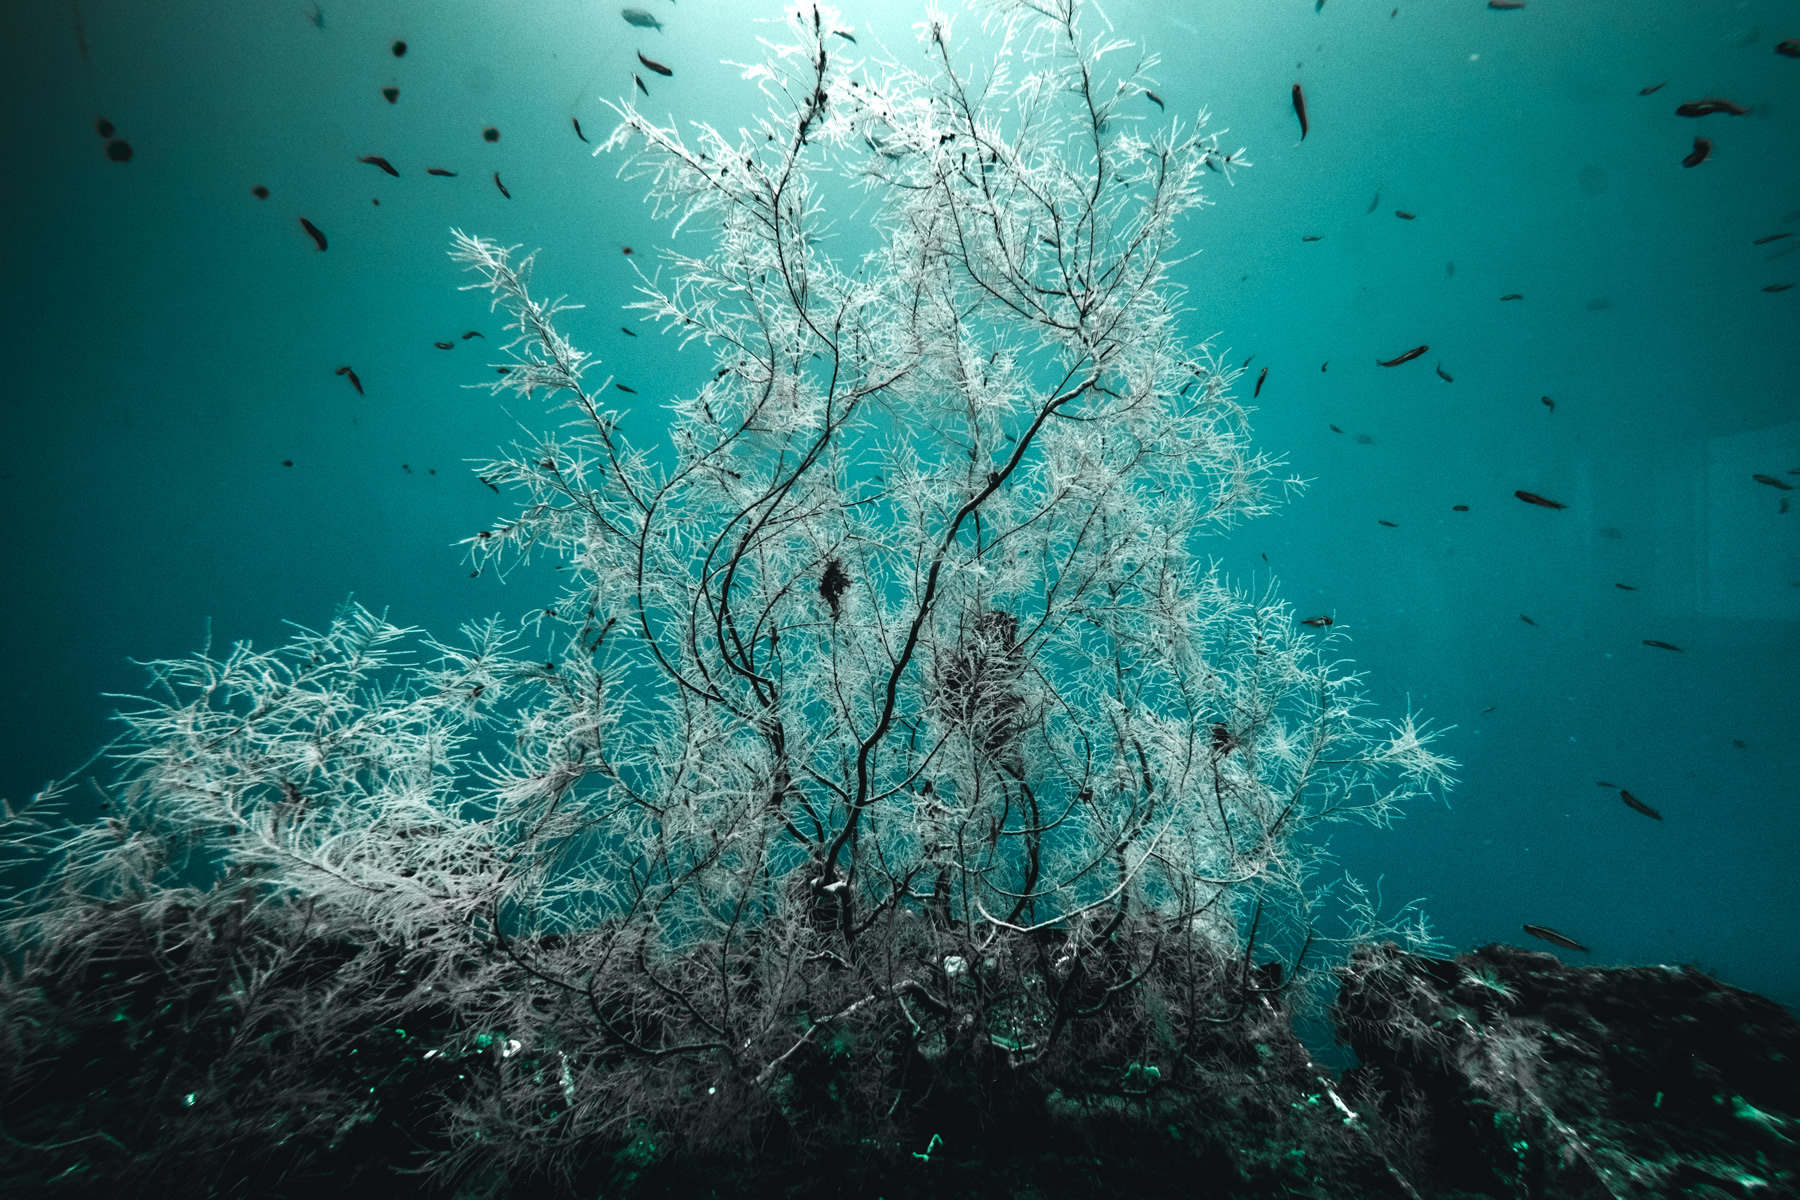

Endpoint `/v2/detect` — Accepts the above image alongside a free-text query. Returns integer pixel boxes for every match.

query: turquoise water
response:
[2,0,1796,1015]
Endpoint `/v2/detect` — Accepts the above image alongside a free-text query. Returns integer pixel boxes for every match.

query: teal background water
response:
[3,0,1796,1011]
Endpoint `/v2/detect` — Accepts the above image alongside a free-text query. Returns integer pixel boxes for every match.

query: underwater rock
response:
[1334,941,1800,1199]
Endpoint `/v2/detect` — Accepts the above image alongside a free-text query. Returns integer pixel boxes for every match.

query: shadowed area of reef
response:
[3,898,1794,1198]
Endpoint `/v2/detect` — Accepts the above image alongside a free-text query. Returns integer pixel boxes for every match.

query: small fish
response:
[1488,0,1524,8]
[1302,235,1322,242]
[1378,520,1398,528]
[1753,474,1795,489]
[1598,781,1616,788]
[106,139,133,162]
[1675,97,1749,117]
[251,185,269,199]
[573,117,589,143]
[1500,293,1523,301]
[1615,583,1637,590]
[358,154,399,176]
[283,458,294,466]
[1291,82,1309,139]
[621,325,637,337]
[1523,924,1588,953]
[434,341,453,350]
[1514,490,1565,509]
[621,7,663,31]
[638,51,673,77]
[834,30,857,43]
[461,330,483,340]
[1642,639,1683,651]
[634,73,649,96]
[391,39,406,58]
[616,383,638,393]
[1367,190,1381,213]
[1254,367,1268,398]
[1301,616,1333,628]
[1395,209,1416,220]
[1329,424,1342,433]
[1452,504,1469,511]
[335,365,363,395]
[1620,789,1662,820]
[1754,233,1792,245]
[382,87,399,103]
[1377,345,1428,367]
[1435,364,1454,382]
[1241,354,1256,369]
[494,171,510,198]
[1682,137,1712,168]
[95,117,114,138]
[1638,82,1666,95]
[427,167,457,177]
[1541,396,1555,412]
[622,246,633,255]
[1779,39,1800,58]
[299,217,328,251]
[1763,284,1794,293]
[1321,361,1328,372]
[1520,614,1536,625]
[1145,89,1165,110]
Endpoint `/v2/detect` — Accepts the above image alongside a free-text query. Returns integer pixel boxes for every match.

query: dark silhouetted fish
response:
[1541,396,1555,412]
[335,365,362,394]
[1763,284,1794,293]
[1754,233,1792,245]
[1302,235,1322,241]
[1619,789,1662,820]
[1501,293,1523,301]
[1367,190,1380,213]
[1378,345,1428,367]
[1638,82,1666,95]
[1523,924,1587,952]
[1452,504,1469,511]
[1642,639,1683,651]
[1615,582,1637,590]
[1754,474,1795,489]
[95,117,114,138]
[616,383,638,393]
[1778,39,1800,58]
[427,167,456,176]
[635,73,649,96]
[1301,616,1333,627]
[1436,364,1454,382]
[434,341,453,350]
[461,330,483,339]
[1254,367,1268,397]
[1145,89,1165,110]
[358,154,399,176]
[1488,0,1524,8]
[621,326,637,337]
[382,87,399,103]
[573,117,589,143]
[1395,209,1416,220]
[835,30,857,43]
[300,218,328,250]
[1379,520,1398,528]
[251,185,269,199]
[1682,137,1712,167]
[1291,83,1308,139]
[1520,614,1536,625]
[494,171,510,198]
[1676,97,1749,116]
[621,8,662,32]
[1514,490,1565,509]
[638,51,673,77]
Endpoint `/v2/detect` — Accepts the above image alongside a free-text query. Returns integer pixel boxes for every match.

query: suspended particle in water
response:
[105,138,133,161]
[251,185,269,198]
[95,117,114,137]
